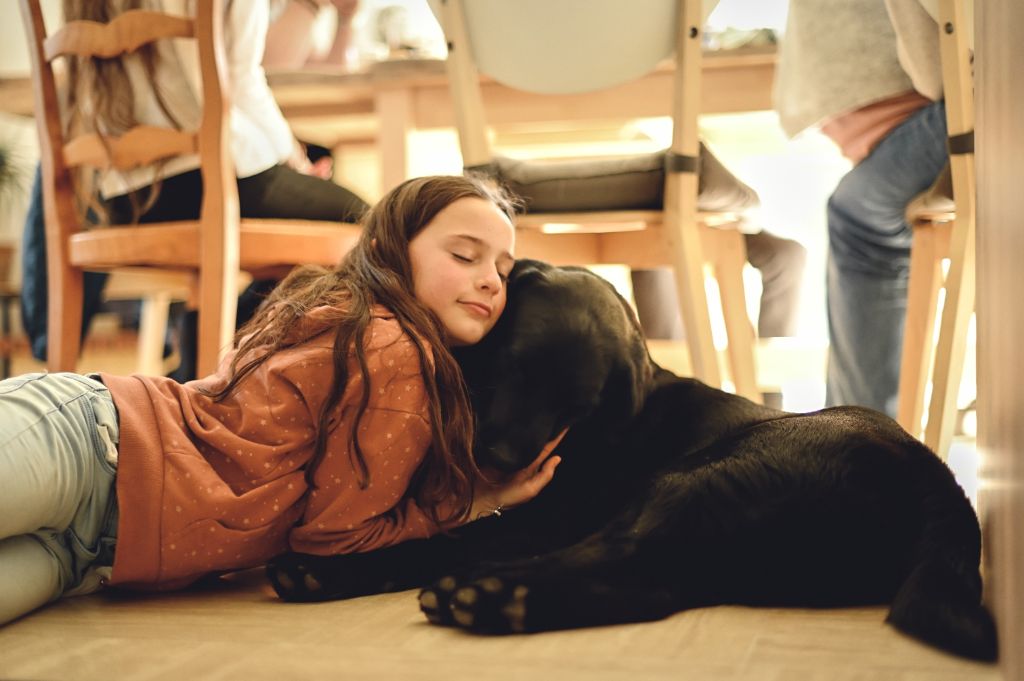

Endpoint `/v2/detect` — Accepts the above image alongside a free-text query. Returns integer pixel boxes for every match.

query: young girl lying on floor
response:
[0,175,564,625]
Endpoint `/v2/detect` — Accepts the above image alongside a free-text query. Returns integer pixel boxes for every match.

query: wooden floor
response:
[0,328,999,681]
[0,568,1000,681]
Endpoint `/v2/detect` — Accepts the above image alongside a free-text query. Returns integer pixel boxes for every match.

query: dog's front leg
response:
[267,536,463,602]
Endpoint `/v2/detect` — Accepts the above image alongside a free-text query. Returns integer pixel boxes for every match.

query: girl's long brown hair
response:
[206,175,519,527]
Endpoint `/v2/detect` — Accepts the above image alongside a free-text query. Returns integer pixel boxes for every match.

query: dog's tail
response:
[885,484,998,662]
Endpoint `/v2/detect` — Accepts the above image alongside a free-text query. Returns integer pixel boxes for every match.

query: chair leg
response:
[136,292,171,376]
[47,258,83,373]
[708,228,760,403]
[195,271,236,379]
[665,183,721,389]
[925,0,976,459]
[924,209,975,459]
[897,221,950,437]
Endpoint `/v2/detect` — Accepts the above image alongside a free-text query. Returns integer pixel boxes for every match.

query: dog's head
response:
[455,260,654,472]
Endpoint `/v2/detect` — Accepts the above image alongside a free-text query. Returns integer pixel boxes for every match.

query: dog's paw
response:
[266,554,331,602]
[422,575,529,633]
[419,574,461,626]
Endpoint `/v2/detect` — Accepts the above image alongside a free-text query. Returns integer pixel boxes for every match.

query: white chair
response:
[429,0,761,400]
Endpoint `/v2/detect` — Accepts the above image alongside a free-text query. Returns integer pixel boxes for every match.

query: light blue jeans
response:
[826,100,949,417]
[0,372,119,625]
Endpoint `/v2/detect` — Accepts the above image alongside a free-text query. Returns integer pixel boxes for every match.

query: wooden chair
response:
[896,0,975,458]
[19,0,361,378]
[431,0,760,401]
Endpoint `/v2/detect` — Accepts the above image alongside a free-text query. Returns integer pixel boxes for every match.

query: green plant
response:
[0,135,28,211]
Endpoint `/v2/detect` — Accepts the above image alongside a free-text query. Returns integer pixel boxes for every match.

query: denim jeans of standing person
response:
[825,100,948,417]
[0,372,120,625]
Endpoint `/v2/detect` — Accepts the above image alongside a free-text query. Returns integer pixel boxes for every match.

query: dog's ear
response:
[606,288,656,418]
[551,267,654,425]
[454,261,551,393]
[508,259,551,286]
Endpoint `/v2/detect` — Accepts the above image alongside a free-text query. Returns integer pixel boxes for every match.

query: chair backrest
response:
[19,0,236,243]
[430,0,710,171]
[427,0,715,95]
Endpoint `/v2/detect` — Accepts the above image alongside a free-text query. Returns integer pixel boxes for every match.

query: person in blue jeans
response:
[826,101,947,416]
[775,0,949,416]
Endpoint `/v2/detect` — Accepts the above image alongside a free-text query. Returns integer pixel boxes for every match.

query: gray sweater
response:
[773,0,943,137]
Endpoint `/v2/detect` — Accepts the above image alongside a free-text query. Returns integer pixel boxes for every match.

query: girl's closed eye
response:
[452,252,475,263]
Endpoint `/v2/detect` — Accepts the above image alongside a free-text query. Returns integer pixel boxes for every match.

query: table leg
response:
[376,87,413,193]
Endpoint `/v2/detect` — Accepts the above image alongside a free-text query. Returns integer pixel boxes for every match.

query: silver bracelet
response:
[476,504,503,520]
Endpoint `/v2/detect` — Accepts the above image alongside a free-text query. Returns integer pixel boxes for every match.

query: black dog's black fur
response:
[267,260,997,662]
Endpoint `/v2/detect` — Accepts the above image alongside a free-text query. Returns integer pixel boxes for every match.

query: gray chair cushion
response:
[469,142,759,214]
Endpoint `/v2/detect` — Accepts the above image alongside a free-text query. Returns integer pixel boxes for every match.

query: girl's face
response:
[408,197,515,346]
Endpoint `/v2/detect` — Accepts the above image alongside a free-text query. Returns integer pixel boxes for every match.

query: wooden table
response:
[268,47,776,191]
[3,49,774,193]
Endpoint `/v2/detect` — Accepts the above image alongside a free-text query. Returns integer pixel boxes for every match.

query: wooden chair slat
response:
[515,210,740,232]
[515,210,663,230]
[43,11,194,61]
[67,220,362,271]
[63,127,198,170]
[237,220,362,269]
[69,222,202,268]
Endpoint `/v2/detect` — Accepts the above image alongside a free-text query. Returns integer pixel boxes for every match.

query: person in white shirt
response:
[69,0,367,224]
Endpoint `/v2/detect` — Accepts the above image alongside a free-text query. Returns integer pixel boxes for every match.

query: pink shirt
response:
[821,90,932,164]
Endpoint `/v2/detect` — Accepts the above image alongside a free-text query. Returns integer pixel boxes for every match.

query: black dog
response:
[267,260,996,662]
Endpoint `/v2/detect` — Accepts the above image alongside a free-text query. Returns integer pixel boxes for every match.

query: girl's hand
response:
[287,139,314,175]
[469,429,568,522]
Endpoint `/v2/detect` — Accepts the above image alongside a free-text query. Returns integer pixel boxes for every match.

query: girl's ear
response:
[371,238,378,249]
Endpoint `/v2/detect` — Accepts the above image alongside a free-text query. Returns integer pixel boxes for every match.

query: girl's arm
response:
[465,430,566,521]
[285,325,564,555]
[289,396,444,555]
[288,331,455,555]
[289,396,564,554]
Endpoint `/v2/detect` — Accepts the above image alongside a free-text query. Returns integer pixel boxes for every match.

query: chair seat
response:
[514,214,743,269]
[69,219,361,271]
[516,209,741,232]
[485,143,760,215]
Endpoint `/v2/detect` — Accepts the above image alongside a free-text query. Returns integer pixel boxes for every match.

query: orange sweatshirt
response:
[101,307,443,590]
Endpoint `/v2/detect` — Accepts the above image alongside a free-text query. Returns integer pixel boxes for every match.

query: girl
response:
[0,175,563,625]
